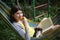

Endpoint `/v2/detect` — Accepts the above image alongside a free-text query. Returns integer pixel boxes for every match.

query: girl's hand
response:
[23,17,27,21]
[23,17,27,26]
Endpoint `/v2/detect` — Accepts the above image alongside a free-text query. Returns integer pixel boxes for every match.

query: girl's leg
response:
[33,18,48,37]
[33,28,43,37]
[36,18,48,29]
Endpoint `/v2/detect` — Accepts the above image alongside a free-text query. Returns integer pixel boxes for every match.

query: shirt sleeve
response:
[12,22,31,40]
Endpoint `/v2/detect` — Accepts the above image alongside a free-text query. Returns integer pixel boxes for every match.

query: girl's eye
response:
[17,13,19,14]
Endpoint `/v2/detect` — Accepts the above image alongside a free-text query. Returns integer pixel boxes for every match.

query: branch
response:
[35,13,47,18]
[35,3,47,9]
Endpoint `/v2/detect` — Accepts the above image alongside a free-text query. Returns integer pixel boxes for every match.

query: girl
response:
[10,5,43,40]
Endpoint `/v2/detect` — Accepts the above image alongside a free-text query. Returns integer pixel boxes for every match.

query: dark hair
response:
[11,5,22,14]
[10,5,22,22]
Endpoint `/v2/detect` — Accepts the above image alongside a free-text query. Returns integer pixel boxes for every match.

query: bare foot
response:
[52,25,60,30]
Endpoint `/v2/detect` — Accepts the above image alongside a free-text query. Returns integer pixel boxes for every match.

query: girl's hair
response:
[11,5,22,14]
[10,5,22,22]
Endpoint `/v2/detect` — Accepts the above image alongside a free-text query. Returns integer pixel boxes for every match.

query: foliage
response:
[0,17,24,40]
[2,0,60,20]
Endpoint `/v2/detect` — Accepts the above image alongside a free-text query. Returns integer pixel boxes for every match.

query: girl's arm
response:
[23,17,31,40]
[13,22,30,40]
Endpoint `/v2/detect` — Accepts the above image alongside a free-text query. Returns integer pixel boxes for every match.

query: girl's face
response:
[13,10,23,21]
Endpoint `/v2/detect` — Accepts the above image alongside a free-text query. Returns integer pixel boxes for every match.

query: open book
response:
[37,17,54,36]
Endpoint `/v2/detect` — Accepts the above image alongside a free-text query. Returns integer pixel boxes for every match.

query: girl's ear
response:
[12,14,15,19]
[11,15,13,17]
